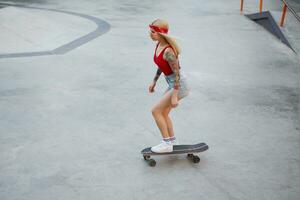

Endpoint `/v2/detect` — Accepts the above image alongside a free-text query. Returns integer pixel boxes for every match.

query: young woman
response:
[148,19,190,153]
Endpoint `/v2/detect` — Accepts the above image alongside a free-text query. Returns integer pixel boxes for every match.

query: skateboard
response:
[141,142,209,167]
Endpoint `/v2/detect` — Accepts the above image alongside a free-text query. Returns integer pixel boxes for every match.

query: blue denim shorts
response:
[164,71,190,99]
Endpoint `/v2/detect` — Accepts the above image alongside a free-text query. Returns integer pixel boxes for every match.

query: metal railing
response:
[240,0,300,27]
[240,0,263,13]
[280,0,300,26]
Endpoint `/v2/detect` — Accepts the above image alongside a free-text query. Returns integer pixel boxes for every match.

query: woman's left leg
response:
[163,106,174,138]
[151,89,189,152]
[151,90,173,139]
[162,93,187,143]
[151,90,174,153]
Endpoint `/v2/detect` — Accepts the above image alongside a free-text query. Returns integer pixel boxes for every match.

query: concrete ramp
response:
[245,11,295,52]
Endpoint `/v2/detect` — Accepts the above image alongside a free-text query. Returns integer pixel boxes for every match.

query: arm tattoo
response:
[165,49,180,90]
[153,68,162,82]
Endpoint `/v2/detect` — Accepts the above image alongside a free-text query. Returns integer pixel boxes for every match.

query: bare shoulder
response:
[163,47,176,61]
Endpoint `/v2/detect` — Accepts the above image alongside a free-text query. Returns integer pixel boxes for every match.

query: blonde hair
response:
[151,19,181,58]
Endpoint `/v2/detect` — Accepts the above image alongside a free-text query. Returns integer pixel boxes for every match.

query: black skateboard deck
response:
[141,142,208,167]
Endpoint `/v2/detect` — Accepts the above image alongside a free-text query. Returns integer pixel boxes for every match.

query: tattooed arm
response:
[149,68,162,93]
[164,48,180,90]
[153,68,162,83]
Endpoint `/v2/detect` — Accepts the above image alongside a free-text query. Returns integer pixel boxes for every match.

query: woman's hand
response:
[171,90,179,108]
[149,81,156,93]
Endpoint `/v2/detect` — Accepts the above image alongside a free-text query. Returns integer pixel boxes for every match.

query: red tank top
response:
[153,43,174,76]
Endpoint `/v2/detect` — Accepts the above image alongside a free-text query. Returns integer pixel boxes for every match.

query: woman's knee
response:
[152,91,172,117]
[162,107,171,117]
[151,107,163,117]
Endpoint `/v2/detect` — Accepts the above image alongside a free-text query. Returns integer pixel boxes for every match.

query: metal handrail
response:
[240,0,263,13]
[280,0,300,26]
[259,0,263,13]
[240,0,300,27]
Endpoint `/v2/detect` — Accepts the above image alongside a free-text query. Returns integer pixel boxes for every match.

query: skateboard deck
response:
[141,142,209,167]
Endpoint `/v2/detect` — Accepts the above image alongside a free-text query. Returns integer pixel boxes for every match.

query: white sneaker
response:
[171,139,179,145]
[151,141,173,153]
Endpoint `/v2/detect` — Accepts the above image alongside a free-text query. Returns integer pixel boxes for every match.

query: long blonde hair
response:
[151,19,181,58]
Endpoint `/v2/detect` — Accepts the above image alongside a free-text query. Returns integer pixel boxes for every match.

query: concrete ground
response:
[0,0,299,200]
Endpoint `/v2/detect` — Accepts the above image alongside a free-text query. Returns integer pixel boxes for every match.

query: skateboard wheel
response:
[192,156,200,163]
[187,154,194,158]
[144,155,150,160]
[149,159,156,167]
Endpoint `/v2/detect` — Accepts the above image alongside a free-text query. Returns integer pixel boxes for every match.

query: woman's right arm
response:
[149,68,162,93]
[153,68,162,83]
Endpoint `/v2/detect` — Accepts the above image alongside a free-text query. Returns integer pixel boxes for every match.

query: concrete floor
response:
[0,0,299,200]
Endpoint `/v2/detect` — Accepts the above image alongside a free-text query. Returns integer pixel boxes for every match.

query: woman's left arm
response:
[164,48,180,91]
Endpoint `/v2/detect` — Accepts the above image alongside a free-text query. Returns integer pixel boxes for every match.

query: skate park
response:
[0,0,300,199]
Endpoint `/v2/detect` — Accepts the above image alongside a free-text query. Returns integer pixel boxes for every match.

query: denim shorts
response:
[164,71,190,99]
